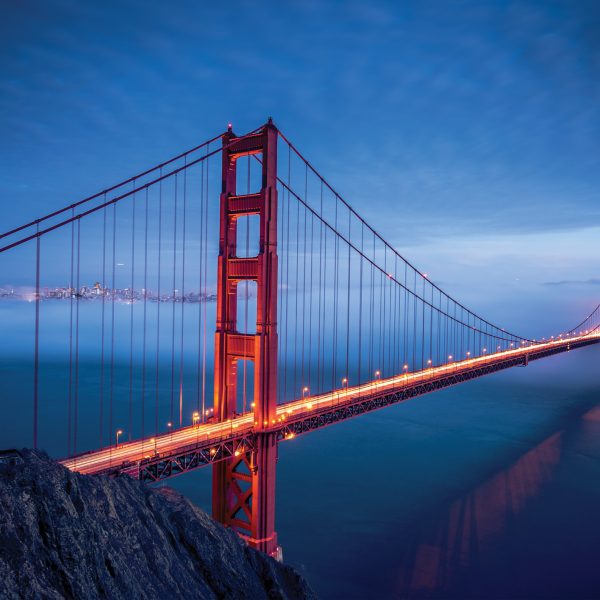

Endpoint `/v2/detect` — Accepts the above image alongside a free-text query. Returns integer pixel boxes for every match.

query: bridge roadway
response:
[61,333,600,481]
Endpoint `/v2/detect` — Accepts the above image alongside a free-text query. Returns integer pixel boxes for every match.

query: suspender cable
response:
[429,282,433,365]
[369,234,374,379]
[179,161,187,427]
[332,198,339,392]
[243,155,250,413]
[283,145,291,401]
[197,161,204,417]
[277,180,284,401]
[33,225,40,449]
[317,180,324,394]
[74,219,81,455]
[345,211,351,384]
[394,256,399,372]
[171,174,178,425]
[358,222,364,385]
[100,200,107,449]
[202,148,209,419]
[155,172,162,437]
[322,210,328,394]
[129,186,136,440]
[421,276,425,370]
[379,269,384,374]
[404,262,408,369]
[142,187,149,443]
[389,259,394,374]
[382,247,387,376]
[68,210,74,456]
[110,204,117,449]
[301,165,308,390]
[293,186,300,398]
[308,208,314,390]
[413,269,417,370]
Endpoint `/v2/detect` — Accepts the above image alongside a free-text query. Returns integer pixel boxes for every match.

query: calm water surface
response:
[1,344,599,598]
[168,346,600,599]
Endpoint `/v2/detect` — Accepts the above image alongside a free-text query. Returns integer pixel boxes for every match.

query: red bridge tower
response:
[212,120,280,559]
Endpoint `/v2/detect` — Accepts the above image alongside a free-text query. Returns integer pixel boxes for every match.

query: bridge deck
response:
[60,333,600,481]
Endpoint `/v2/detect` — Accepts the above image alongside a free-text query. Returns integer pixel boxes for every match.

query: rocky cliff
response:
[0,449,314,600]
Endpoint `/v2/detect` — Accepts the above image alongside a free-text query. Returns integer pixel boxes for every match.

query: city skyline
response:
[0,282,218,302]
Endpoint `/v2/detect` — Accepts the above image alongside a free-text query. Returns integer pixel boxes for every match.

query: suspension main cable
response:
[0,131,226,241]
[276,129,530,342]
[251,144,528,344]
[0,129,263,254]
[277,173,532,344]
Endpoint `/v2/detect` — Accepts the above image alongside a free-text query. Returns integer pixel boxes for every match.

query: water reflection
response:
[395,401,600,599]
[399,432,562,596]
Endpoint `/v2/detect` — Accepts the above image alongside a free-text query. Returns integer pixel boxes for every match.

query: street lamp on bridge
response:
[116,429,123,446]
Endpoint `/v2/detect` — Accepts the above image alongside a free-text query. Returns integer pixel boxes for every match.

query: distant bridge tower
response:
[212,121,280,559]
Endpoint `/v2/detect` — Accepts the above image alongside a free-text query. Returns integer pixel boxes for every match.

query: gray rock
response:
[0,449,315,600]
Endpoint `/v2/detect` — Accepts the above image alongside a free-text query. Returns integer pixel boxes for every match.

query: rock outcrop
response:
[0,449,314,599]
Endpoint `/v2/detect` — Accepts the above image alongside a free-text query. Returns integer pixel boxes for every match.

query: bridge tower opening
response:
[212,120,280,559]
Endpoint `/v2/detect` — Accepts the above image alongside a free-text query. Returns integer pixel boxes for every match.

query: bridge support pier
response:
[212,120,281,559]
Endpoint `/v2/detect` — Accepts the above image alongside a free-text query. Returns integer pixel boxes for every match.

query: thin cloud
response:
[543,278,600,286]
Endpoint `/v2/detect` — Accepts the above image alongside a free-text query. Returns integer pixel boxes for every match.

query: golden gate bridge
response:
[1,119,598,560]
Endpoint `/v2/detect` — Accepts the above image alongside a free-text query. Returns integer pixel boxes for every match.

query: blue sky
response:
[1,0,599,334]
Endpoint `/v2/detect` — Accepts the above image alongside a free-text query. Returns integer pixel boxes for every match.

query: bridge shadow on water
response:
[390,398,600,599]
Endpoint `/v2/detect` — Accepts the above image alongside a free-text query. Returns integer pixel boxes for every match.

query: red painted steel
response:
[212,120,280,558]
